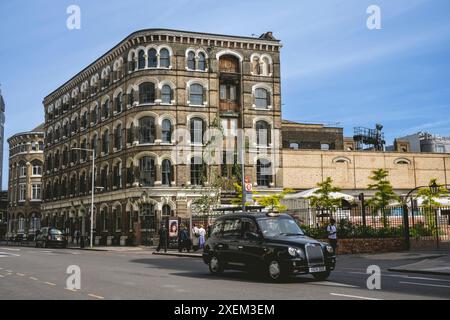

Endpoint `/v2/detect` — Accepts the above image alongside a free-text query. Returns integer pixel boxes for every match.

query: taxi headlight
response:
[288,247,297,257]
[296,248,305,259]
[326,245,334,253]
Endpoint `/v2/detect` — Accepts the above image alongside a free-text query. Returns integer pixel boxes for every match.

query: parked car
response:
[202,212,336,281]
[35,227,68,248]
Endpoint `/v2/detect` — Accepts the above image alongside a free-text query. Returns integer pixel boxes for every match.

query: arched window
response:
[255,88,270,109]
[91,134,98,157]
[257,159,272,187]
[148,48,157,68]
[261,56,270,75]
[129,88,135,105]
[101,208,108,231]
[161,119,172,143]
[256,120,271,146]
[162,204,172,216]
[162,159,172,186]
[102,130,110,154]
[190,117,204,145]
[115,93,123,113]
[191,157,205,186]
[79,172,86,194]
[187,51,195,70]
[91,105,98,124]
[139,117,156,144]
[139,156,156,187]
[138,50,146,69]
[114,206,122,231]
[160,48,170,68]
[100,165,108,190]
[198,52,206,71]
[81,138,87,161]
[102,99,110,119]
[139,82,156,104]
[127,123,135,144]
[189,84,204,105]
[81,111,88,129]
[115,124,123,150]
[63,146,69,166]
[55,150,60,168]
[161,85,172,104]
[113,162,122,189]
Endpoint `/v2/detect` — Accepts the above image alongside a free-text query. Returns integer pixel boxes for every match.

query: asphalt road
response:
[0,246,449,300]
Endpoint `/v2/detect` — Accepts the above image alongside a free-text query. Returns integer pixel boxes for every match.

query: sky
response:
[1,0,450,188]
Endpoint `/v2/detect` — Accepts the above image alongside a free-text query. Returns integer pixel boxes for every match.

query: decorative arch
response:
[216,49,244,62]
[394,157,411,165]
[332,156,352,164]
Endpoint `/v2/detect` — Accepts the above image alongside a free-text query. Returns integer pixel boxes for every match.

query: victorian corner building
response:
[40,29,283,245]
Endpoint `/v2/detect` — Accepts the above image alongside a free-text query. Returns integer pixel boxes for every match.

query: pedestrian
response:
[191,223,200,252]
[178,225,190,253]
[198,225,206,250]
[157,224,168,253]
[74,229,80,245]
[327,219,338,253]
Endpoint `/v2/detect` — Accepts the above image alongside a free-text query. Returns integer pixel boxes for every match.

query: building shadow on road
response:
[130,258,319,285]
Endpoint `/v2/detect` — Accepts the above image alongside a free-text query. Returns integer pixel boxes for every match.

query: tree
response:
[366,169,399,227]
[308,177,342,217]
[416,179,448,233]
[231,182,256,207]
[255,189,295,212]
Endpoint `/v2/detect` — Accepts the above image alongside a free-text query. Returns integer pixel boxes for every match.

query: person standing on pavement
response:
[157,224,168,253]
[191,223,200,252]
[327,219,338,253]
[198,225,206,250]
[74,229,80,245]
[178,225,190,253]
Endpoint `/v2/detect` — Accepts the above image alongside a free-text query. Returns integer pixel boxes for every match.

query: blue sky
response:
[1,0,450,188]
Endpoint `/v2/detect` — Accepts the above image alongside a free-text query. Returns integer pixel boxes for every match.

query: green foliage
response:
[366,169,399,228]
[308,177,342,214]
[255,189,295,212]
[416,178,448,234]
[231,182,255,207]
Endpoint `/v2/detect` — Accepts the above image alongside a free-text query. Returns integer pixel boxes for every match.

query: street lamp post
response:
[73,147,95,248]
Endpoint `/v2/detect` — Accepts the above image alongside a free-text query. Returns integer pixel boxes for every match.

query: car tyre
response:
[208,255,224,275]
[312,269,331,281]
[266,260,286,282]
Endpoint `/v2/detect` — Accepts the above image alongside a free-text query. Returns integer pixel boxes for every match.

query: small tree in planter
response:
[366,169,399,228]
[254,189,295,213]
[416,178,448,235]
[308,177,342,221]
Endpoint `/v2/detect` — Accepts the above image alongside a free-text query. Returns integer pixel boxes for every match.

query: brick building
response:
[41,29,283,245]
[6,124,44,239]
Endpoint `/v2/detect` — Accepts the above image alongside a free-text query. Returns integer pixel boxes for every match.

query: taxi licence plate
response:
[309,266,326,273]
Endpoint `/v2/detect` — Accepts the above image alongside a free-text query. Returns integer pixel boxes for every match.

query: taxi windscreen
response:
[257,217,305,237]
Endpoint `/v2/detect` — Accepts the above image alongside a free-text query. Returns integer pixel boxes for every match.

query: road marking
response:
[5,270,12,273]
[0,275,4,278]
[399,281,450,289]
[348,271,450,283]
[16,273,25,277]
[0,248,20,251]
[0,252,20,258]
[88,294,105,300]
[330,293,382,300]
[44,282,56,286]
[65,288,78,292]
[311,281,358,288]
[29,277,38,281]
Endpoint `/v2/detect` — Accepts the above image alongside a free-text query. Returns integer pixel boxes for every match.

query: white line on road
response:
[311,281,358,288]
[0,248,21,251]
[347,271,450,283]
[44,282,56,286]
[16,273,25,277]
[330,293,382,300]
[399,281,450,289]
[88,294,105,300]
[29,277,38,281]
[0,275,4,278]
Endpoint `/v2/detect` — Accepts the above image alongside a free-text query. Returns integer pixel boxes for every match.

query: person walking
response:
[198,225,206,250]
[327,219,338,253]
[191,223,200,252]
[157,224,168,253]
[74,229,80,246]
[178,225,190,253]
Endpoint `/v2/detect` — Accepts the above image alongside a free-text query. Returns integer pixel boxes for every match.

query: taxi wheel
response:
[312,269,331,281]
[209,255,224,275]
[267,260,285,282]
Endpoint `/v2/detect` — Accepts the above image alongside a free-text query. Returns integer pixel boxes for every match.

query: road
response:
[0,246,449,300]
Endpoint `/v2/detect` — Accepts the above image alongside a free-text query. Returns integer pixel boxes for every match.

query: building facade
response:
[282,120,344,151]
[282,149,450,195]
[6,125,44,238]
[392,132,450,154]
[0,88,6,190]
[42,29,283,245]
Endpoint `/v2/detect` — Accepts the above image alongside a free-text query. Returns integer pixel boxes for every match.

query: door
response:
[240,218,265,268]
[218,218,243,267]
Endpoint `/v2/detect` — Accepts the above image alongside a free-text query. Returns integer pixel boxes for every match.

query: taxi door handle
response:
[217,244,224,249]
[238,246,244,250]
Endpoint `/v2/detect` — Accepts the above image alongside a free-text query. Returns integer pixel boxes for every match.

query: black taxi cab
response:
[202,212,336,281]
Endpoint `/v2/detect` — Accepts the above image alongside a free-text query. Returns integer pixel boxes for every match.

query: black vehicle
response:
[202,212,336,281]
[35,227,68,248]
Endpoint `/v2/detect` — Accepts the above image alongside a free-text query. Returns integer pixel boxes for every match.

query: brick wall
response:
[320,238,406,254]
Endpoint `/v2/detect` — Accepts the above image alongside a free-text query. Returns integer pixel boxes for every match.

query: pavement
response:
[1,245,450,300]
[388,254,450,276]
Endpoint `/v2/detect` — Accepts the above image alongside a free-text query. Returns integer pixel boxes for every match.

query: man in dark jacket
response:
[178,225,191,253]
[157,224,168,253]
